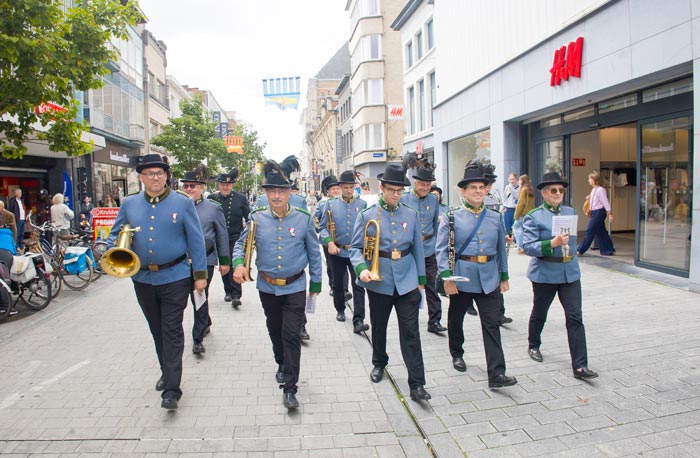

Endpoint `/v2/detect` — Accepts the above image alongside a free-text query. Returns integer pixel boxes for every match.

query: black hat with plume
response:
[261,160,291,188]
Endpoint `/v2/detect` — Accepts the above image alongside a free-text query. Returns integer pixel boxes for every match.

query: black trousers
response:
[367,288,426,389]
[323,245,348,295]
[133,277,191,400]
[424,254,442,326]
[259,290,306,393]
[448,289,506,379]
[329,255,365,323]
[529,280,588,370]
[191,265,215,343]
[221,233,242,299]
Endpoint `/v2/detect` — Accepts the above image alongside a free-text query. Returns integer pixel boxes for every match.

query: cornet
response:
[362,209,382,281]
[101,224,141,277]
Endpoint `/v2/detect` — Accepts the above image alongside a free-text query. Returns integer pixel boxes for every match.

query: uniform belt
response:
[340,244,350,250]
[459,255,494,263]
[538,256,574,263]
[260,270,304,286]
[141,254,187,272]
[422,233,434,241]
[378,248,411,260]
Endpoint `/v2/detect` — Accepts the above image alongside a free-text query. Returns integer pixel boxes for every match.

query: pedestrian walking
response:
[50,193,74,238]
[577,170,615,256]
[255,156,308,211]
[315,175,348,305]
[8,188,27,249]
[436,162,517,388]
[350,164,431,402]
[502,172,520,237]
[232,162,322,409]
[107,154,208,411]
[521,171,598,380]
[182,167,229,355]
[208,168,249,307]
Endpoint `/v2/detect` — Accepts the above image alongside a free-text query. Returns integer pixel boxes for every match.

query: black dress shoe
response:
[192,342,205,354]
[528,348,543,362]
[466,305,478,316]
[336,312,346,322]
[499,316,513,325]
[452,357,467,372]
[488,374,518,388]
[427,323,447,334]
[344,291,352,301]
[231,297,241,308]
[224,294,232,302]
[573,367,599,380]
[299,326,310,340]
[370,366,384,383]
[275,365,285,384]
[283,392,299,409]
[409,386,431,401]
[155,376,166,391]
[161,395,178,410]
[353,321,369,334]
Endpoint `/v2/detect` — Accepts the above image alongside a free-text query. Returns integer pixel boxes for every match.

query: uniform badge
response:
[288,227,296,237]
[171,212,177,223]
[401,222,407,232]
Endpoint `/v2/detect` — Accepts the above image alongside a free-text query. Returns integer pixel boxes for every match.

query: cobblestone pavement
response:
[0,251,699,457]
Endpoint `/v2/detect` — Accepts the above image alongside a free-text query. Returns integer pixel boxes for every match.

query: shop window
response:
[598,93,637,114]
[446,129,491,206]
[642,77,692,103]
[563,105,594,122]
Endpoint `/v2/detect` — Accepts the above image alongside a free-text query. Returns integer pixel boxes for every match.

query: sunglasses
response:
[182,183,199,189]
[548,187,566,194]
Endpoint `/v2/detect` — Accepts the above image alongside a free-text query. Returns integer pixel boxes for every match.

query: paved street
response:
[0,251,699,458]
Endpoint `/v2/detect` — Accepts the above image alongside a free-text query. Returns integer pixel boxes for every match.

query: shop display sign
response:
[91,207,120,240]
[550,37,584,87]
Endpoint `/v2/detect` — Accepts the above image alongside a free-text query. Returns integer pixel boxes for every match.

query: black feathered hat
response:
[136,154,170,173]
[337,170,356,184]
[217,168,239,183]
[261,160,291,189]
[182,164,208,185]
[321,175,339,193]
[279,155,300,179]
[537,172,568,190]
[377,165,410,187]
[412,158,435,182]
[457,161,490,188]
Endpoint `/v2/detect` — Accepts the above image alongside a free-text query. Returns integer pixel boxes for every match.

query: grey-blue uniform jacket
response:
[319,196,367,258]
[256,193,308,211]
[521,203,580,284]
[400,191,439,257]
[232,205,322,295]
[194,198,229,267]
[314,197,329,240]
[108,188,208,285]
[436,205,508,294]
[349,200,426,296]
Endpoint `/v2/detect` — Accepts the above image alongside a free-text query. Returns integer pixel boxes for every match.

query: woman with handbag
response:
[435,162,516,388]
[577,171,615,256]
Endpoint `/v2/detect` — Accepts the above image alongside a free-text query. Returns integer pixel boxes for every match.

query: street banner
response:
[91,207,120,240]
[62,172,73,210]
[262,77,301,110]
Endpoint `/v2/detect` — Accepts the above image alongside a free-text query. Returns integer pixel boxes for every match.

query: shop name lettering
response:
[109,151,130,163]
[550,37,583,87]
[643,143,674,153]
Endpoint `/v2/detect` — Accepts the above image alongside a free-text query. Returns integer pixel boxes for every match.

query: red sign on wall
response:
[550,37,584,87]
[572,158,586,167]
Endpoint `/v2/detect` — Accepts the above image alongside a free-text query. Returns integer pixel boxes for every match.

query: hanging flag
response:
[62,171,74,210]
[262,77,301,110]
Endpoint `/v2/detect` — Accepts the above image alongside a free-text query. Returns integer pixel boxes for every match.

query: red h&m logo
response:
[550,37,584,87]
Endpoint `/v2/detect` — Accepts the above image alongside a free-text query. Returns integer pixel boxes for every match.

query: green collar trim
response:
[379,198,399,212]
[145,187,171,204]
[543,202,561,214]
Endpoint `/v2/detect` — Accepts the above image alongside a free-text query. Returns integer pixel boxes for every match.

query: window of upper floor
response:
[416,31,423,60]
[351,34,382,71]
[350,0,381,32]
[353,79,383,108]
[406,41,414,69]
[426,18,434,50]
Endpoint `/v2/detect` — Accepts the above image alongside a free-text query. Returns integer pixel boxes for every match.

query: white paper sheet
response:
[193,289,207,311]
[305,294,317,314]
[419,288,426,309]
[552,215,578,235]
[443,276,471,282]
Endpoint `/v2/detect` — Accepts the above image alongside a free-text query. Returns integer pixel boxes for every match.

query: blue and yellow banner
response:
[262,77,301,110]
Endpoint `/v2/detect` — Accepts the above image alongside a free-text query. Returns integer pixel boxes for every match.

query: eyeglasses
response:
[548,187,566,194]
[382,187,404,195]
[142,171,166,179]
[182,183,199,189]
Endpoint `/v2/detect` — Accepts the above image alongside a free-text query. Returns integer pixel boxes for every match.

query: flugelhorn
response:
[362,209,382,281]
[243,219,256,278]
[101,224,141,277]
[325,208,336,243]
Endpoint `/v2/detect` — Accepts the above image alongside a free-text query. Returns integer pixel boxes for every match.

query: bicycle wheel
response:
[89,246,104,282]
[61,261,93,290]
[21,268,52,310]
[48,259,62,299]
[0,283,12,321]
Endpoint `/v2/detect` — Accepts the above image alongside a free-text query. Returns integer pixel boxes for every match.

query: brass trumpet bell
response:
[101,224,141,278]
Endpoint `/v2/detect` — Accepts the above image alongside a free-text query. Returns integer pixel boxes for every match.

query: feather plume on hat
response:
[262,160,290,183]
[228,168,239,181]
[415,157,435,171]
[279,155,300,179]
[401,152,421,173]
[193,163,211,182]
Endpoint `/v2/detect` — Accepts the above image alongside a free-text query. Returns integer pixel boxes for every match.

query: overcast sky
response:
[139,0,349,162]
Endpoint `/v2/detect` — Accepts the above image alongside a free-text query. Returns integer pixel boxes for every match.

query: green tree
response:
[0,0,142,159]
[216,122,266,194]
[151,95,227,179]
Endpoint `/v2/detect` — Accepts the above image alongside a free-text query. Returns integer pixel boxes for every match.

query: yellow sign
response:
[225,136,244,154]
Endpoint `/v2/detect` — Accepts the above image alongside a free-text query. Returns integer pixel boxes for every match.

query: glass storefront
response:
[639,115,692,274]
[446,129,490,207]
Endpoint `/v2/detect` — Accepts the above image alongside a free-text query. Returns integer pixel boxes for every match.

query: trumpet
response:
[325,208,336,243]
[362,209,382,281]
[101,224,141,278]
[243,219,257,278]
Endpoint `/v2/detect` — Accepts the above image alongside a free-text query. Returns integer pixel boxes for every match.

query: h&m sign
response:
[550,37,583,87]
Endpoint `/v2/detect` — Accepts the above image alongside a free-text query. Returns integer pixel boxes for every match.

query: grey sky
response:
[139,0,349,162]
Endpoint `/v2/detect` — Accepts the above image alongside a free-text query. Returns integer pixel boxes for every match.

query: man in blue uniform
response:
[350,164,431,402]
[108,154,208,411]
[232,164,322,409]
[208,169,249,307]
[182,168,229,355]
[521,172,598,380]
[255,156,308,211]
[436,163,517,388]
[320,170,368,333]
[315,175,347,300]
[401,161,446,334]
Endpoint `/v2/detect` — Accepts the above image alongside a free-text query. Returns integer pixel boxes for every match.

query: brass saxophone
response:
[362,207,382,281]
[325,208,336,243]
[243,219,256,278]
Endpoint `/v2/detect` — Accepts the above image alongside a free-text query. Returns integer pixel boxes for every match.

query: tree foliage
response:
[0,0,142,159]
[216,123,266,194]
[151,95,227,179]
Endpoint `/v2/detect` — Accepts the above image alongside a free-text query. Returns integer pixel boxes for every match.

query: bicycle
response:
[24,221,62,299]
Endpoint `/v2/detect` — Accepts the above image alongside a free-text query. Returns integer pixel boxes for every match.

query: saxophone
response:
[243,219,257,278]
[362,207,382,281]
[325,208,336,243]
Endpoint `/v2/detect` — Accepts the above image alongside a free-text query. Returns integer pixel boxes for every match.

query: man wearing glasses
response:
[520,171,598,381]
[350,164,431,402]
[108,154,208,411]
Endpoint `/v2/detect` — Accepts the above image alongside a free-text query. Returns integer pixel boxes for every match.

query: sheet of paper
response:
[193,289,207,310]
[443,276,470,282]
[552,215,578,235]
[305,294,317,314]
[419,288,426,309]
